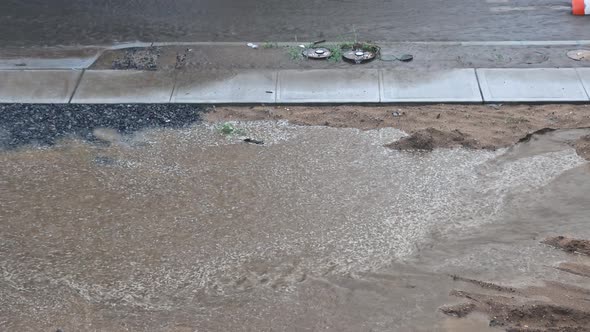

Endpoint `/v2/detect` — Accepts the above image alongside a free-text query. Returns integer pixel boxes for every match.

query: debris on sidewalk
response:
[112,47,161,70]
[175,48,192,69]
[247,43,259,49]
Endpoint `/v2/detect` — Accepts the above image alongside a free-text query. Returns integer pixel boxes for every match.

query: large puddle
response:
[1,122,589,331]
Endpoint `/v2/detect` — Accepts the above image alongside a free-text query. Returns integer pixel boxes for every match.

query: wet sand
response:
[1,109,590,331]
[441,241,590,331]
[206,104,590,156]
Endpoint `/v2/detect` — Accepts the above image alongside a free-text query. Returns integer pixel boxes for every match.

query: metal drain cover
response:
[343,49,377,64]
[303,47,332,59]
[567,50,590,61]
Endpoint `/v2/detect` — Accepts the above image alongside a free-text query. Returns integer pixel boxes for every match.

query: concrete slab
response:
[0,70,81,103]
[380,69,482,102]
[71,70,175,103]
[0,47,102,70]
[576,68,590,99]
[172,70,277,103]
[0,58,99,70]
[277,70,380,103]
[477,68,589,102]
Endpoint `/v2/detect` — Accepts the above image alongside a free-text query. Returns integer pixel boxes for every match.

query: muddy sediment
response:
[205,104,590,158]
[575,135,590,160]
[385,128,480,151]
[443,296,590,332]
[443,287,590,332]
[443,283,590,331]
[441,237,590,332]
[544,236,590,256]
[556,263,590,278]
[450,275,517,293]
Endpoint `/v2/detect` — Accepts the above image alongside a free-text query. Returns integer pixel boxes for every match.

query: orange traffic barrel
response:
[573,0,589,15]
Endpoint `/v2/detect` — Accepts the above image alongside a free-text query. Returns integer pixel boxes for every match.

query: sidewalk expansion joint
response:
[68,69,86,104]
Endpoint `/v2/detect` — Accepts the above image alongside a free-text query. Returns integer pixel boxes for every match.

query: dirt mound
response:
[439,303,476,318]
[543,236,590,256]
[385,128,480,151]
[575,135,590,161]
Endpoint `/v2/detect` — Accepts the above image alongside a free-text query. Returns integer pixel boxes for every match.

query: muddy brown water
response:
[1,122,589,331]
[0,0,589,47]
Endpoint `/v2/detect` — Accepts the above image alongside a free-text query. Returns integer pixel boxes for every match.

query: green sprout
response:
[218,122,245,136]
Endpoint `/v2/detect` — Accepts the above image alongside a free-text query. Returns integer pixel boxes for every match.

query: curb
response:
[1,68,589,104]
[3,40,590,70]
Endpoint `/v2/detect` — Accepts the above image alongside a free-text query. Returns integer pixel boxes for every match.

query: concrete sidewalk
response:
[1,68,589,104]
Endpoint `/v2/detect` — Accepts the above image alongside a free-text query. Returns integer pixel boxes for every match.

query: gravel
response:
[0,104,207,149]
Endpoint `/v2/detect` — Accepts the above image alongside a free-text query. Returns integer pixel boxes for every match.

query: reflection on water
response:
[1,122,588,331]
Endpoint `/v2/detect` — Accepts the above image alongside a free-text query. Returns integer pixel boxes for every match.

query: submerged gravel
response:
[0,104,207,149]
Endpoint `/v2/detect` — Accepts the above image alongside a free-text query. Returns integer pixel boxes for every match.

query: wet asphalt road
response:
[0,0,588,47]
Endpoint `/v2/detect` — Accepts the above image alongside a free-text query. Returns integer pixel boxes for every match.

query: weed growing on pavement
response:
[327,45,343,62]
[263,42,279,49]
[288,46,303,60]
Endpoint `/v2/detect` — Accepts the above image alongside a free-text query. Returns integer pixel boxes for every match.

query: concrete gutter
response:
[3,40,590,70]
[1,68,589,104]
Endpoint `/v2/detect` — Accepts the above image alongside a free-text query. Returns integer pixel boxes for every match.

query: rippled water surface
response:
[1,122,589,331]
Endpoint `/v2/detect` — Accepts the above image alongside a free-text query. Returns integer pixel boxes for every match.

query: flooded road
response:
[0,0,588,47]
[1,119,589,331]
